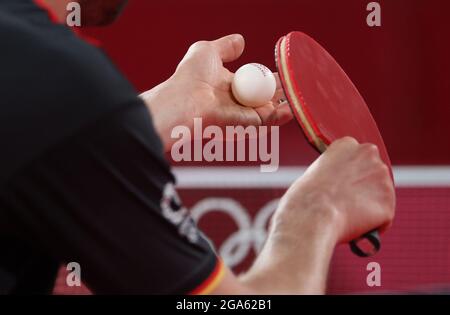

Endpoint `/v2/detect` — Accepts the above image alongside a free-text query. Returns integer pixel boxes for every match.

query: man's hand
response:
[275,137,396,244]
[226,137,395,294]
[141,34,292,151]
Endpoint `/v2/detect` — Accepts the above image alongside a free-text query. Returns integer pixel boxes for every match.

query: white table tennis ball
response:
[232,63,276,108]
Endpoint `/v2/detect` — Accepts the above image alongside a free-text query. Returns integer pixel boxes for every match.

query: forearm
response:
[238,205,338,294]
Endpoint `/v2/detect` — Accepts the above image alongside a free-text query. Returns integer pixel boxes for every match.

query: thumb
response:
[211,34,245,63]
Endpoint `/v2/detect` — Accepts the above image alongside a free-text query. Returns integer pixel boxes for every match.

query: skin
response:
[141,35,293,151]
[42,1,396,294]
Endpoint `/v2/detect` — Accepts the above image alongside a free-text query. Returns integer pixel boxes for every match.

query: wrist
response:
[273,189,341,246]
[140,78,194,152]
[269,201,338,265]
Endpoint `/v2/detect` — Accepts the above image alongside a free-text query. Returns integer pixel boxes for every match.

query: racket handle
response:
[349,230,380,257]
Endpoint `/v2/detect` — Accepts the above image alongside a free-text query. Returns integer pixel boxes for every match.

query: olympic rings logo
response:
[190,198,280,268]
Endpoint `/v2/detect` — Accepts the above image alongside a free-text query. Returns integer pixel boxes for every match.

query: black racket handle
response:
[349,230,380,257]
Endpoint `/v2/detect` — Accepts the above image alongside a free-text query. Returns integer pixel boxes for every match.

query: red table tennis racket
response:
[275,31,393,257]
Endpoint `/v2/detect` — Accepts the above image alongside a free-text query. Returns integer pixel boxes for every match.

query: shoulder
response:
[0,9,137,109]
[0,10,144,184]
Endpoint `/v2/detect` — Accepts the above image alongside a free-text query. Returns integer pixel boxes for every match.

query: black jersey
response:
[0,0,222,294]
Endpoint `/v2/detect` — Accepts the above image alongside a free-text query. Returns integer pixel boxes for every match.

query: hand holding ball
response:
[232,63,276,108]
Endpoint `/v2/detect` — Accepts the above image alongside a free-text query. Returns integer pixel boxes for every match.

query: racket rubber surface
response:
[275,32,392,257]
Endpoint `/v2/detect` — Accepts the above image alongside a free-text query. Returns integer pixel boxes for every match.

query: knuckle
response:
[332,136,358,149]
[341,136,358,145]
[380,163,390,175]
[368,143,379,154]
[377,166,393,189]
[362,145,383,166]
[361,143,379,156]
[189,40,210,51]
